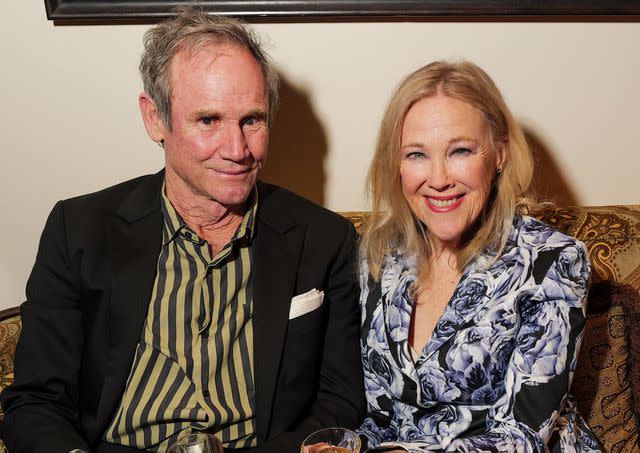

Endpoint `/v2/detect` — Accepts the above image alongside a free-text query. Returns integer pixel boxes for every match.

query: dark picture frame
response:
[44,0,640,22]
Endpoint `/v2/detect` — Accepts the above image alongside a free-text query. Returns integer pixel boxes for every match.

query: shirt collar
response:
[161,181,258,246]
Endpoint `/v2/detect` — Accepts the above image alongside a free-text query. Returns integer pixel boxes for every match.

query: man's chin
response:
[210,187,255,210]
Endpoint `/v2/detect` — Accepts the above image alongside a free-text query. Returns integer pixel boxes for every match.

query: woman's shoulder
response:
[512,214,587,253]
[358,246,418,292]
[358,245,418,272]
[503,215,591,281]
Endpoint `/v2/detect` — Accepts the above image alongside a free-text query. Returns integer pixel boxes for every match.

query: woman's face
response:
[399,94,504,251]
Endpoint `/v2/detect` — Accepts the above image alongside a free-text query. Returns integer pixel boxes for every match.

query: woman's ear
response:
[495,140,507,171]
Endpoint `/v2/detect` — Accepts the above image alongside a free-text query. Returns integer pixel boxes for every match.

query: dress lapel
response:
[96,171,164,427]
[380,251,498,369]
[252,182,306,444]
[380,253,418,371]
[418,260,498,366]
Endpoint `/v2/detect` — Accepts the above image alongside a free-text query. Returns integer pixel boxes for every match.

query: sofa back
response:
[340,205,640,452]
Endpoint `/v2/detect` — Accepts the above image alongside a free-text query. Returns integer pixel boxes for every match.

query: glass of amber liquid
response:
[300,427,361,453]
[167,432,223,453]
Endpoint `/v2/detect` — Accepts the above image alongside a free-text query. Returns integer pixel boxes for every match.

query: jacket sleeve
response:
[1,201,91,453]
[445,242,592,452]
[355,256,394,451]
[247,221,365,453]
[357,346,394,450]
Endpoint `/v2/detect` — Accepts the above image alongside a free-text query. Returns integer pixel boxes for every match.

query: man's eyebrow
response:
[243,109,268,120]
[193,109,220,118]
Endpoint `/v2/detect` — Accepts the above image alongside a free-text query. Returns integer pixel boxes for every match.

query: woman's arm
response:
[446,242,592,452]
[356,257,397,451]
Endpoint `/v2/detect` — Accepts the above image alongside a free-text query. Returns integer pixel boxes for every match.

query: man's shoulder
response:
[257,180,352,230]
[62,171,163,213]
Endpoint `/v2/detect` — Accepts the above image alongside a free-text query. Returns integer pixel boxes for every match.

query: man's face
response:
[155,43,269,211]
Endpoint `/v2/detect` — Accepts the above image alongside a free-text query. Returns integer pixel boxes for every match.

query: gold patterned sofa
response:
[0,205,639,452]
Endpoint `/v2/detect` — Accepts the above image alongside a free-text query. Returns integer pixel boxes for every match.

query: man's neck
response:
[166,178,248,256]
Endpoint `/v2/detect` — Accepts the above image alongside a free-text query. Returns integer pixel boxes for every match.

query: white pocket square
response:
[289,289,324,320]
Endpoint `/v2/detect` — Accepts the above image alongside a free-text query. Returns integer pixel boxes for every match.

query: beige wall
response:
[2,1,639,309]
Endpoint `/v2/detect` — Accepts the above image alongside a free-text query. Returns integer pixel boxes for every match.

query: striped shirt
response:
[105,186,258,451]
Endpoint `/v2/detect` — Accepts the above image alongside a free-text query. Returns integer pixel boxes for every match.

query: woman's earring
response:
[495,168,502,178]
[158,139,165,148]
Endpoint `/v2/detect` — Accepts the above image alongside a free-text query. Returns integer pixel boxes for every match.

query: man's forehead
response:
[167,42,265,97]
[166,40,268,113]
[171,41,255,74]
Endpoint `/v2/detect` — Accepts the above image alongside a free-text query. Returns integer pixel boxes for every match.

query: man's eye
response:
[199,116,219,127]
[242,116,265,134]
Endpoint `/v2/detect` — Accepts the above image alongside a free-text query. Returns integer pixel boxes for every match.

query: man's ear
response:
[139,93,166,143]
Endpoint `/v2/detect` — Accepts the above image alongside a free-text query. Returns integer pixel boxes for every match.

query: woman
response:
[357,61,600,452]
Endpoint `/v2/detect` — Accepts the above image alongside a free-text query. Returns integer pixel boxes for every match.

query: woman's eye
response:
[200,117,214,126]
[405,151,425,159]
[451,147,472,156]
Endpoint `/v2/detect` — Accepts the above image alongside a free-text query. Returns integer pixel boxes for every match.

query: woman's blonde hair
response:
[363,60,534,279]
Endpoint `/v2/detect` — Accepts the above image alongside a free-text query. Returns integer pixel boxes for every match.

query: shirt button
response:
[203,389,210,399]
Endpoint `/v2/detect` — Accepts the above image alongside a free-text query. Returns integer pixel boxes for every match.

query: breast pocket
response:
[280,305,327,392]
[286,305,326,339]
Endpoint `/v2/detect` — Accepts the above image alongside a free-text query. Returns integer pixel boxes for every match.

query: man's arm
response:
[248,221,365,453]
[1,201,91,453]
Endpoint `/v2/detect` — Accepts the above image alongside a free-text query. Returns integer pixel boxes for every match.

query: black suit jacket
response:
[1,170,364,453]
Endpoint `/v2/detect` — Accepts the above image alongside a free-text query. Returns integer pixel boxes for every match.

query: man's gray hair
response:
[139,6,280,129]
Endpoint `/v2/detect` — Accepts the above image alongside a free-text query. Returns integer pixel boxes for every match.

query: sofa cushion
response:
[570,282,639,452]
[620,284,640,420]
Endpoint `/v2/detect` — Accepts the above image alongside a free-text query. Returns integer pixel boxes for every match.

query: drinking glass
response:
[300,427,361,453]
[167,432,223,453]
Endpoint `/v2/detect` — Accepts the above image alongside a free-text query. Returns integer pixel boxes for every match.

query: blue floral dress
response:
[357,215,601,452]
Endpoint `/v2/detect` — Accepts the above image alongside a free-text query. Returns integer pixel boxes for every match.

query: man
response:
[1,7,364,453]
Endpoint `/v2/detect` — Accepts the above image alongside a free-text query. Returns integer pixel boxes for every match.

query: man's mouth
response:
[212,168,253,176]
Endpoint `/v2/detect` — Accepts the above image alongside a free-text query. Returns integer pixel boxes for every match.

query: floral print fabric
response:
[357,215,601,452]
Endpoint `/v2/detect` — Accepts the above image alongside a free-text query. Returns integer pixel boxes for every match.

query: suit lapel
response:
[252,182,306,443]
[96,171,164,428]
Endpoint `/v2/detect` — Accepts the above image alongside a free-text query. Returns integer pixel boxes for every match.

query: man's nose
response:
[219,123,250,162]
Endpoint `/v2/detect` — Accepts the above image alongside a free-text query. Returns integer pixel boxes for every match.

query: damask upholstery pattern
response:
[0,206,638,451]
[0,308,20,421]
[572,283,639,452]
[533,206,640,451]
[0,308,20,453]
